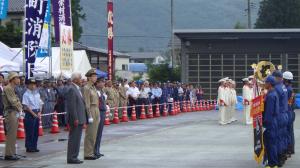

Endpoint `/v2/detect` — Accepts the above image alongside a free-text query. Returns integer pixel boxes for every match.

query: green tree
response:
[147,64,181,82]
[255,0,300,28]
[234,21,246,29]
[0,22,22,48]
[71,0,86,42]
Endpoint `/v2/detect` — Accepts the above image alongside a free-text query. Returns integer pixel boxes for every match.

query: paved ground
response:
[0,110,299,168]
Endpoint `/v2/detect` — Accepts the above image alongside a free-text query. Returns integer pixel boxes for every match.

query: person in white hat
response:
[242,78,253,125]
[218,78,227,125]
[228,80,237,123]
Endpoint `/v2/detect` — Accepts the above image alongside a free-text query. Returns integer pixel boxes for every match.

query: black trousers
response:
[94,110,106,155]
[67,124,83,161]
[128,98,137,117]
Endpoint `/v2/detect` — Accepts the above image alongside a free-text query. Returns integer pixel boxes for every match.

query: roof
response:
[174,29,300,40]
[70,42,130,58]
[128,52,162,59]
[128,63,148,73]
[8,0,24,13]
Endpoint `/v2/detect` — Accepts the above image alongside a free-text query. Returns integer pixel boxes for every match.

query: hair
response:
[71,72,82,81]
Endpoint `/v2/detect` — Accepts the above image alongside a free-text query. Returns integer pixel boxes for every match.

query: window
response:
[122,64,128,71]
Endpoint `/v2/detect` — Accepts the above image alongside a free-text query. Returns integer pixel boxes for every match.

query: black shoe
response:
[95,153,104,158]
[34,149,40,152]
[4,155,20,161]
[84,156,98,160]
[67,159,83,164]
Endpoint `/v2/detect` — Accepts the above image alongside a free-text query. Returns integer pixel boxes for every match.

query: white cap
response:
[248,75,254,79]
[218,79,226,83]
[242,78,249,82]
[283,71,293,80]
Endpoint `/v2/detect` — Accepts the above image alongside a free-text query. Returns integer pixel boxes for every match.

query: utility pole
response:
[247,0,252,29]
[171,0,175,68]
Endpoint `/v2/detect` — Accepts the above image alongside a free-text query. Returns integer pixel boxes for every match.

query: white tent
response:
[0,57,20,72]
[12,47,92,78]
[0,41,22,71]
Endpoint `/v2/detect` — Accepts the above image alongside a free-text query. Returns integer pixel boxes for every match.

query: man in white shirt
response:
[151,83,162,114]
[218,78,227,125]
[228,80,237,123]
[126,81,140,117]
[242,78,253,125]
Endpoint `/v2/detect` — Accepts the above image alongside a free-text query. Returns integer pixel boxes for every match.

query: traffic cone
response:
[131,105,137,121]
[140,104,147,119]
[38,116,44,136]
[187,100,190,112]
[192,101,196,112]
[0,116,6,142]
[199,100,203,111]
[204,100,208,111]
[17,116,25,139]
[155,103,160,117]
[170,102,175,115]
[182,101,187,112]
[209,100,213,110]
[177,101,181,113]
[147,104,154,118]
[104,107,111,125]
[121,106,129,122]
[112,107,120,124]
[213,99,217,109]
[162,103,168,116]
[50,111,60,134]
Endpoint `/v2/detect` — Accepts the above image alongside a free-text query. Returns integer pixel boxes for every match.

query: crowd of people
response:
[0,70,206,163]
[218,71,296,168]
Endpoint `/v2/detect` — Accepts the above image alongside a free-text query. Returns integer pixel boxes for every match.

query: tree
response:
[234,21,246,29]
[147,64,181,83]
[255,0,300,28]
[71,0,86,42]
[0,22,22,48]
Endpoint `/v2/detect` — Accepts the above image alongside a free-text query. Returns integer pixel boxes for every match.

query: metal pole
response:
[171,0,174,68]
[247,0,252,29]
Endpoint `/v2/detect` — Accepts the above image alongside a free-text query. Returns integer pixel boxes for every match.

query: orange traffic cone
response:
[170,102,175,115]
[186,100,190,112]
[50,111,60,134]
[0,116,6,142]
[162,103,168,116]
[131,105,137,121]
[112,107,120,124]
[147,104,154,118]
[204,100,208,111]
[121,106,129,122]
[213,99,217,109]
[197,101,200,111]
[140,104,147,119]
[38,116,44,136]
[104,107,111,125]
[155,103,160,117]
[199,100,203,111]
[177,101,181,114]
[209,100,213,110]
[182,101,187,112]
[17,116,25,139]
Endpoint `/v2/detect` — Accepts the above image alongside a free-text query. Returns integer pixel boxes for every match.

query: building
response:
[73,42,130,73]
[1,0,24,27]
[128,52,165,64]
[175,29,300,99]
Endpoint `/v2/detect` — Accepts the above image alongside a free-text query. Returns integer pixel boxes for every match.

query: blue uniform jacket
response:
[274,82,289,126]
[263,89,279,131]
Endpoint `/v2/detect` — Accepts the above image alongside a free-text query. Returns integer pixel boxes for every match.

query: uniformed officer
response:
[119,80,128,116]
[218,78,227,125]
[283,71,295,156]
[2,72,23,160]
[42,79,57,128]
[272,70,289,166]
[104,80,115,119]
[94,78,107,158]
[242,78,253,125]
[229,80,237,123]
[22,78,43,152]
[263,75,279,168]
[15,75,26,102]
[112,81,120,117]
[83,69,100,160]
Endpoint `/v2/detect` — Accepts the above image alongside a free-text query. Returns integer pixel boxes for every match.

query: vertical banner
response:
[251,95,265,164]
[60,24,73,72]
[36,0,51,57]
[107,1,114,80]
[25,0,48,79]
[0,0,8,19]
[52,0,72,44]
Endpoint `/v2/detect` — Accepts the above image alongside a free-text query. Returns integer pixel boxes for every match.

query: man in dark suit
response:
[65,73,87,164]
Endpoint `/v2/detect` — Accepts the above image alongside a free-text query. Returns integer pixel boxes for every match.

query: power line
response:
[81,34,170,39]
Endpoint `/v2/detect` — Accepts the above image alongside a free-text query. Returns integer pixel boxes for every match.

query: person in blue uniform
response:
[22,78,43,152]
[283,71,295,156]
[272,70,289,166]
[161,83,168,113]
[263,75,279,168]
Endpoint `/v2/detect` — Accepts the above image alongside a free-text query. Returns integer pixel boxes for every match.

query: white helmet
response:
[283,71,293,80]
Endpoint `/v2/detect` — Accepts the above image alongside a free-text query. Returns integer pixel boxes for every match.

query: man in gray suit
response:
[66,73,87,164]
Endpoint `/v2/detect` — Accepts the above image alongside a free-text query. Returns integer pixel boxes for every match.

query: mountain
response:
[80,0,261,52]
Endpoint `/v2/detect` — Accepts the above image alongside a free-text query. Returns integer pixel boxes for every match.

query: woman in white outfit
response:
[218,78,228,125]
[229,80,237,123]
[242,78,253,125]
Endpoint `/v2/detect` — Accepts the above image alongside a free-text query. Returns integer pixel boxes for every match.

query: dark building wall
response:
[180,38,300,99]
